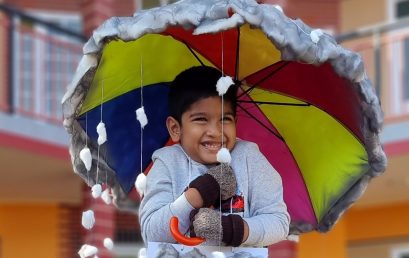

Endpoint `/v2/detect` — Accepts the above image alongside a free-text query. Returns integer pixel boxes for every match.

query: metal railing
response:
[337,18,409,121]
[0,4,86,124]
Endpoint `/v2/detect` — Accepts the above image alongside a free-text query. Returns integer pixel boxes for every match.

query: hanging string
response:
[96,81,104,183]
[219,31,224,250]
[221,32,225,149]
[140,55,144,174]
[85,112,90,184]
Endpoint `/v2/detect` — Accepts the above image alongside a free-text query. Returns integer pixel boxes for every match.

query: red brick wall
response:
[3,0,135,15]
[4,0,82,12]
[58,205,82,258]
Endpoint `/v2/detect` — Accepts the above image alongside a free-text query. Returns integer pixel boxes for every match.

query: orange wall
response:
[345,202,409,241]
[297,202,409,258]
[297,219,347,258]
[0,204,59,258]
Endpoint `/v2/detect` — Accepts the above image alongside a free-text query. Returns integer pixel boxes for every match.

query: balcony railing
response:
[0,4,85,125]
[337,18,409,122]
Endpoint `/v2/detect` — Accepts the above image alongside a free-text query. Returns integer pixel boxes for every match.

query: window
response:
[12,11,83,122]
[389,0,409,20]
[397,0,409,18]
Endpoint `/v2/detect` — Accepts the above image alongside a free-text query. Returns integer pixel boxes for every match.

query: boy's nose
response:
[206,122,222,137]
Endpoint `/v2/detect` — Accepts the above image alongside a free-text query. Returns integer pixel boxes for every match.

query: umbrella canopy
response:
[62,0,387,234]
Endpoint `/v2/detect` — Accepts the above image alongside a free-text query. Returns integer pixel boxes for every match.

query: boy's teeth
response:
[204,143,221,149]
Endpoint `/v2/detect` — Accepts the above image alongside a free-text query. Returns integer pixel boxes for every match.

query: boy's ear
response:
[166,116,181,142]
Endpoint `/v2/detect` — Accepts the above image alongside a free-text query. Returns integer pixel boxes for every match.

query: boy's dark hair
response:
[168,66,238,123]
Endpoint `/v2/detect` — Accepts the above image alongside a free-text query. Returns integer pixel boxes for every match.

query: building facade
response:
[0,0,408,258]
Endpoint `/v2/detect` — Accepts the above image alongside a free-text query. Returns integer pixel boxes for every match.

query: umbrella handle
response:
[169,216,205,246]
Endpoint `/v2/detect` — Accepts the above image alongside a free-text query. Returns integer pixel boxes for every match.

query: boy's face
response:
[166,96,237,165]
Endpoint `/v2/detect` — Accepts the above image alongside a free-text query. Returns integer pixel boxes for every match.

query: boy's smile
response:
[167,96,237,165]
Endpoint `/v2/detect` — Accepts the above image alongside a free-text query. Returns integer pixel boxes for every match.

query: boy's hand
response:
[189,164,237,207]
[189,208,244,247]
[207,164,237,201]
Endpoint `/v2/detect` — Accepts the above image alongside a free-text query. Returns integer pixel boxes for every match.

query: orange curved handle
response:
[169,216,205,246]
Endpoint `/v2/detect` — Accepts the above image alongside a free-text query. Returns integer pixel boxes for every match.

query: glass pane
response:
[397,0,409,18]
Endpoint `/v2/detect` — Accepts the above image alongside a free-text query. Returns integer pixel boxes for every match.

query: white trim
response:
[391,245,409,258]
[135,0,143,10]
[26,9,81,22]
[26,9,83,34]
[388,0,396,22]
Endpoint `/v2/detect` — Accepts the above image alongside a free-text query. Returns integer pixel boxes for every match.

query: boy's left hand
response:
[189,208,244,247]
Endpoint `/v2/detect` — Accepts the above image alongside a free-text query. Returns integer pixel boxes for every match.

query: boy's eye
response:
[192,117,207,122]
[222,116,234,122]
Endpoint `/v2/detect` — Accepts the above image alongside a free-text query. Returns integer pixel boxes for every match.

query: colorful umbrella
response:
[62,0,387,234]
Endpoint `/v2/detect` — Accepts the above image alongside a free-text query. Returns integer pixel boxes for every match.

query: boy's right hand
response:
[189,163,237,207]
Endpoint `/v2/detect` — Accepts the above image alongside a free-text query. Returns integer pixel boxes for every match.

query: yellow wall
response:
[298,219,347,258]
[0,204,59,258]
[340,0,386,32]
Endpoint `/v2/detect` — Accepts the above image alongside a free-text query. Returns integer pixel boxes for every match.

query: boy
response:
[139,66,289,247]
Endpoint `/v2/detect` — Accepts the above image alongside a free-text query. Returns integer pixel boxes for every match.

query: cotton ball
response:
[135,173,147,196]
[138,248,147,258]
[103,238,114,250]
[216,76,234,96]
[101,188,112,205]
[310,29,323,44]
[217,147,231,163]
[136,107,148,128]
[80,147,92,171]
[78,244,98,258]
[81,210,95,230]
[96,122,107,145]
[91,184,102,198]
[212,251,226,258]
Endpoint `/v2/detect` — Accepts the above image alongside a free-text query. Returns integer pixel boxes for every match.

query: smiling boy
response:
[139,66,290,247]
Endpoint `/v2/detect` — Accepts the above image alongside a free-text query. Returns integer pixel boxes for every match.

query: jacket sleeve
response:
[241,142,290,247]
[139,157,194,244]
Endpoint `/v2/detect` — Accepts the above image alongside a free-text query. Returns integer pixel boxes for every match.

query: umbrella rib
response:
[238,100,310,107]
[237,103,284,141]
[234,27,240,80]
[184,42,205,66]
[237,61,290,98]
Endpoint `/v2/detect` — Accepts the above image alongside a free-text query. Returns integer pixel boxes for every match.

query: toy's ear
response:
[166,116,181,143]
